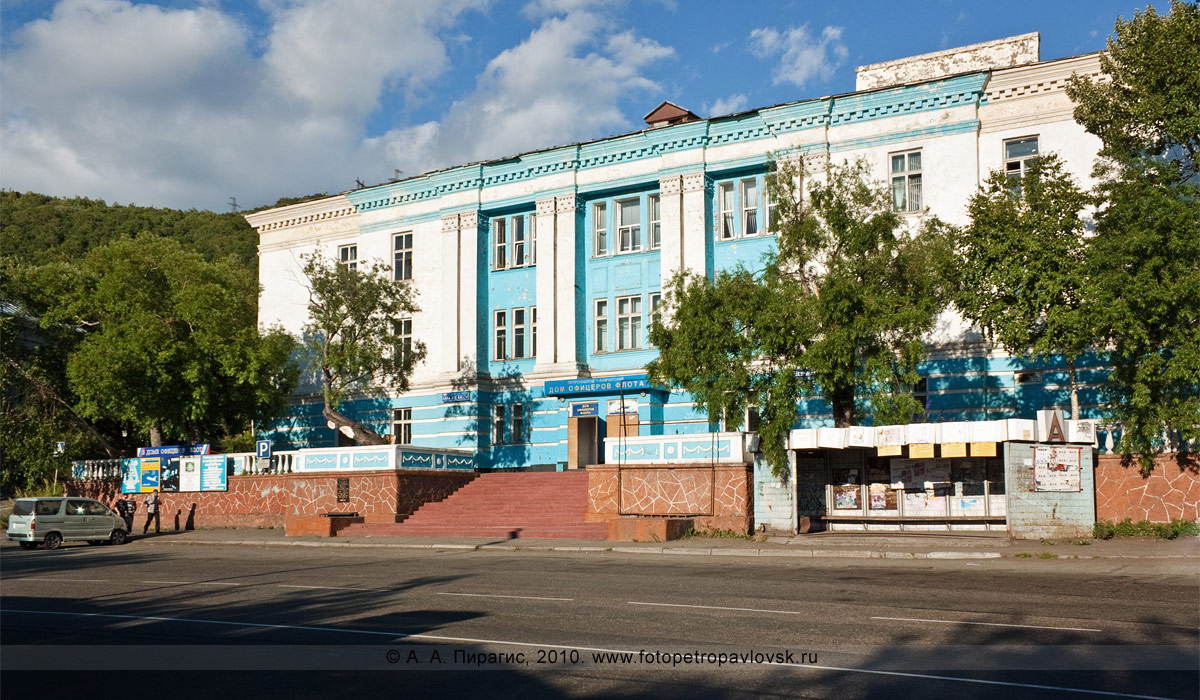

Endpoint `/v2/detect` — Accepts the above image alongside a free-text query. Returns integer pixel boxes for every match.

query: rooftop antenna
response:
[228,196,239,213]
[388,169,403,183]
[355,177,366,189]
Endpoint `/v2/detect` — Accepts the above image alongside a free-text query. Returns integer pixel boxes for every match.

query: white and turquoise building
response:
[248,33,1109,473]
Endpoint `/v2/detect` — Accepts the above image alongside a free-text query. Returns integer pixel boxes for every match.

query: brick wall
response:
[1094,453,1199,522]
[66,470,475,529]
[1004,443,1095,540]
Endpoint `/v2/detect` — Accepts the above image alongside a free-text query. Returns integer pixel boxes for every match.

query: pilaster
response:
[680,172,710,279]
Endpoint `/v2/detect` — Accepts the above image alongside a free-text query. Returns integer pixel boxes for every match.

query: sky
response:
[0,0,1166,213]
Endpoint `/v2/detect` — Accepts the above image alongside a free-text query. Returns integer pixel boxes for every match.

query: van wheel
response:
[19,541,38,550]
[109,530,128,546]
[43,532,63,550]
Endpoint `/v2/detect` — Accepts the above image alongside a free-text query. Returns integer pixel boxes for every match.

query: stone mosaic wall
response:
[587,463,752,533]
[66,470,475,529]
[1095,453,1199,522]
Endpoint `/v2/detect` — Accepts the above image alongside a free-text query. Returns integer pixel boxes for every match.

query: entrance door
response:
[568,416,600,470]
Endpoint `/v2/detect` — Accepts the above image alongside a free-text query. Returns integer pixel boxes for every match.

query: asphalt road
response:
[2,541,1196,699]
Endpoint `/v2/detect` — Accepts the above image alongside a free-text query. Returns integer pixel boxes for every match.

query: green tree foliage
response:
[301,254,427,445]
[648,158,953,474]
[5,234,298,449]
[953,153,1092,417]
[0,191,257,267]
[1067,0,1200,470]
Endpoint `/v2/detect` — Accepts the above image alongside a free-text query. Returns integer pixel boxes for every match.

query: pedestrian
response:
[143,489,162,535]
[114,493,135,532]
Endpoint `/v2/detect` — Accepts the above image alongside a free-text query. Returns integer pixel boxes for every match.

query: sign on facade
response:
[441,391,471,402]
[1033,445,1082,492]
[570,401,598,418]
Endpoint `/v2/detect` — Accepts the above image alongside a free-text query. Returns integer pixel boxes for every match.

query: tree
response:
[1067,0,1200,470]
[648,158,953,474]
[952,153,1092,417]
[301,253,427,445]
[12,234,299,448]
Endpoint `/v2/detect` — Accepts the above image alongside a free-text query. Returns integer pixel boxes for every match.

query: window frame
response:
[531,307,537,358]
[1004,136,1040,184]
[616,294,642,351]
[492,405,506,446]
[513,308,526,360]
[393,232,413,281]
[718,182,737,240]
[890,149,923,213]
[511,403,526,445]
[494,310,507,361]
[493,218,508,270]
[513,215,527,267]
[594,298,609,353]
[338,244,357,271]
[649,194,661,250]
[616,198,642,253]
[741,178,760,236]
[392,407,413,445]
[393,317,413,364]
[593,202,609,256]
[648,293,662,347]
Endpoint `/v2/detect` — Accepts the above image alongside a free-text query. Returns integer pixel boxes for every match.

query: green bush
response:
[1093,518,1199,540]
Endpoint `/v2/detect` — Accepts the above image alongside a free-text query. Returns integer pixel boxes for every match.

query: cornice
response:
[244,195,358,232]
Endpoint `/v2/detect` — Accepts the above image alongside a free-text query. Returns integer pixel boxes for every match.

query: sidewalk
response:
[131,526,1200,563]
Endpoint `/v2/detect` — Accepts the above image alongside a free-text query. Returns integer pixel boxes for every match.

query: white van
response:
[6,497,129,550]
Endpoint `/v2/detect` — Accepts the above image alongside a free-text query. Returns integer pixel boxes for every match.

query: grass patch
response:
[1040,538,1056,546]
[682,528,753,540]
[1093,518,1199,540]
[1014,552,1032,558]
[1038,552,1059,559]
[1072,540,1091,546]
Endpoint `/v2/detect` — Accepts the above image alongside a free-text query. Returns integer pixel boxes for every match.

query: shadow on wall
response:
[444,359,532,469]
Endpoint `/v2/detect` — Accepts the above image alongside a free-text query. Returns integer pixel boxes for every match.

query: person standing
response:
[114,493,135,532]
[143,489,162,535]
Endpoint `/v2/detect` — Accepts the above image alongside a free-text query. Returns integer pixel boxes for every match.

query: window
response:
[394,317,413,364]
[529,215,537,265]
[1005,136,1040,188]
[648,293,662,347]
[742,179,759,235]
[511,404,526,444]
[649,195,661,250]
[594,202,608,256]
[617,295,642,351]
[493,218,508,270]
[719,183,737,239]
[617,199,641,253]
[765,188,777,232]
[890,150,923,212]
[594,299,609,353]
[492,405,506,445]
[513,308,526,359]
[513,216,528,267]
[531,307,537,357]
[393,232,412,281]
[494,310,507,360]
[338,244,357,270]
[392,408,412,445]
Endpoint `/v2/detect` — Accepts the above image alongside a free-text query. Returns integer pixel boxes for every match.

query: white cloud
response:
[704,94,749,117]
[748,23,847,88]
[0,0,672,211]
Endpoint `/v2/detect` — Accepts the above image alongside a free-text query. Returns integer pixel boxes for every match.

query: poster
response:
[834,484,861,510]
[139,457,161,492]
[868,483,896,511]
[1034,445,1082,492]
[200,455,228,492]
[179,457,202,492]
[121,458,141,494]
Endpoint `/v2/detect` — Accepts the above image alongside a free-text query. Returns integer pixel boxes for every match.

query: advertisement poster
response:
[834,484,861,510]
[160,459,180,492]
[121,458,141,494]
[868,483,896,511]
[1034,445,1082,492]
[200,455,228,492]
[139,457,161,492]
[179,457,202,492]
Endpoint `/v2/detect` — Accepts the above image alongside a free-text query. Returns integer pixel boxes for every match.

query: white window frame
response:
[648,293,662,347]
[494,310,507,360]
[594,299,609,353]
[492,405,506,445]
[616,295,642,351]
[593,202,608,256]
[393,232,412,281]
[511,403,526,444]
[392,407,412,445]
[1004,136,1040,183]
[649,194,661,250]
[531,307,537,358]
[529,214,537,265]
[513,308,526,359]
[493,218,508,270]
[890,150,923,212]
[394,317,413,364]
[617,198,641,253]
[718,182,737,239]
[741,178,760,236]
[338,244,357,270]
[513,216,528,267]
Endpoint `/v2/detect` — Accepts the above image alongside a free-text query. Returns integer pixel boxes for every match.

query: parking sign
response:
[256,440,272,460]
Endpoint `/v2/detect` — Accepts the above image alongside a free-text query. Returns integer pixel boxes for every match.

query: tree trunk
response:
[322,404,389,446]
[1067,358,1080,419]
[149,425,163,447]
[829,382,856,428]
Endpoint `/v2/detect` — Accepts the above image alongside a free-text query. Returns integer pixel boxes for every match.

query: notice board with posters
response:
[1033,445,1083,492]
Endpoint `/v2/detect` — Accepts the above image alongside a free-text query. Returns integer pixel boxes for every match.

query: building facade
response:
[247,34,1107,472]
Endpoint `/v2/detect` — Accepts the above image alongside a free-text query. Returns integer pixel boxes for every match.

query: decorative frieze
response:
[536,197,557,216]
[459,211,479,229]
[659,175,683,196]
[441,214,460,232]
[555,194,582,213]
[681,172,709,194]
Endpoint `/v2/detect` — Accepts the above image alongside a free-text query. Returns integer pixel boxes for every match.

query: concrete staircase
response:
[338,470,609,539]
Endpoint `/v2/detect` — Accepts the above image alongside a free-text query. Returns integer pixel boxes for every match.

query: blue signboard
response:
[121,458,141,494]
[570,401,599,418]
[200,455,228,492]
[544,374,651,396]
[442,391,471,402]
[256,440,272,459]
[138,444,210,458]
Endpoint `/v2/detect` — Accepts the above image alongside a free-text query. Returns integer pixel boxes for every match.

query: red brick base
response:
[1095,453,1199,522]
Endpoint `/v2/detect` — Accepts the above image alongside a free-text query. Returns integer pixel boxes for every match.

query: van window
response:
[84,501,111,515]
[12,501,34,516]
[67,500,90,515]
[36,500,61,515]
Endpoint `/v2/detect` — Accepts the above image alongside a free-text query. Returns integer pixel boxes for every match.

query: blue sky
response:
[0,0,1164,212]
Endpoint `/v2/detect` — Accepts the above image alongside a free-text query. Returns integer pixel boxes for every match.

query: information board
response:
[200,455,228,492]
[1034,445,1082,492]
